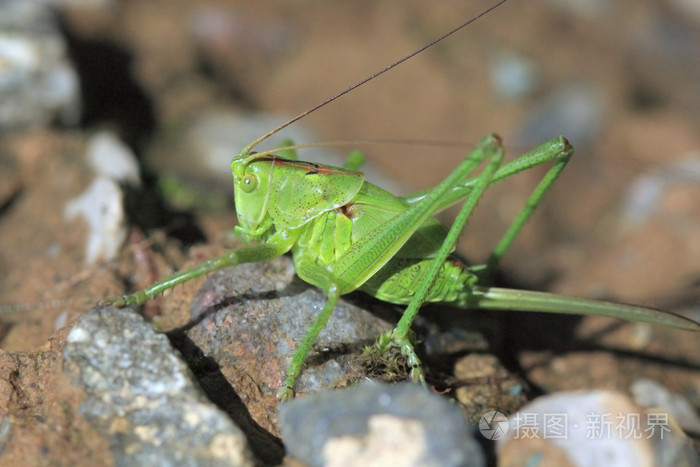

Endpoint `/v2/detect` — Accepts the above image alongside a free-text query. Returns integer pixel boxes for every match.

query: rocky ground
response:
[0,0,699,465]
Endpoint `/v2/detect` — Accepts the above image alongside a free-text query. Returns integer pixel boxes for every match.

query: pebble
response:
[63,131,141,264]
[279,381,485,467]
[619,152,700,227]
[178,109,404,193]
[186,256,394,431]
[86,130,141,185]
[63,176,127,264]
[544,0,612,19]
[63,307,254,466]
[0,0,81,129]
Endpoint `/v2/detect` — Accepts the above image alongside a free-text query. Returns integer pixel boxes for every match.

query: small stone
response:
[63,177,127,264]
[186,257,394,434]
[279,381,485,467]
[453,354,527,424]
[63,307,254,466]
[0,0,81,129]
[86,131,141,185]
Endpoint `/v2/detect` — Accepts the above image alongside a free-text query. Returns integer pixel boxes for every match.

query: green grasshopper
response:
[102,1,700,401]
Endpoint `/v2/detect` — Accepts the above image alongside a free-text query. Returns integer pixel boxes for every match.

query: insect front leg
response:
[100,235,294,307]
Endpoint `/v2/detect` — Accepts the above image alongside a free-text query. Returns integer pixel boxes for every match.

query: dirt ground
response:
[1,0,699,463]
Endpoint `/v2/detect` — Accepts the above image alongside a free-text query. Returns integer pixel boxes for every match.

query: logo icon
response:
[479,411,509,440]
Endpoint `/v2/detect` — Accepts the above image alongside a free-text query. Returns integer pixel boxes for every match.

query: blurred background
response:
[2,2,700,463]
[1,0,699,347]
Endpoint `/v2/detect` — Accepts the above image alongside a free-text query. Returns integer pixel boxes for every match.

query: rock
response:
[496,390,698,467]
[452,353,527,424]
[0,0,81,129]
[63,307,254,466]
[150,109,404,198]
[186,256,395,435]
[86,130,141,185]
[184,110,321,184]
[619,152,700,228]
[63,131,141,264]
[279,381,485,467]
[544,0,612,20]
[631,378,700,434]
[64,177,128,264]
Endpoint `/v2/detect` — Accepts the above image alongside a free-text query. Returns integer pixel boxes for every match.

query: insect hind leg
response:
[478,136,573,281]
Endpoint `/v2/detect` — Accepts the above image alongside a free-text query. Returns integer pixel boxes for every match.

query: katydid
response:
[98,1,700,401]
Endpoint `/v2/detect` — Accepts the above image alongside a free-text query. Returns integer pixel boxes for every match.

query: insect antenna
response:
[246,138,480,161]
[241,0,509,156]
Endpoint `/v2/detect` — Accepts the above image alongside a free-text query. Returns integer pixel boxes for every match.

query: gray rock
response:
[63,177,127,264]
[51,0,116,8]
[279,381,485,467]
[86,131,141,186]
[63,307,254,467]
[543,0,612,19]
[187,256,394,408]
[0,0,81,129]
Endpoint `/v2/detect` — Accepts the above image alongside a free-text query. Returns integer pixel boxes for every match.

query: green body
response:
[235,154,468,304]
[104,135,700,400]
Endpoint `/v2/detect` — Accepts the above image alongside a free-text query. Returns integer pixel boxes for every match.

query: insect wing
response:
[349,182,452,260]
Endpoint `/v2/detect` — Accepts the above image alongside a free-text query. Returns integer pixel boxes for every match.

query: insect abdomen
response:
[359,257,474,305]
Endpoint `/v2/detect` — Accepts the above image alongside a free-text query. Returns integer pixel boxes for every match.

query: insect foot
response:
[374,328,427,385]
[277,385,294,403]
[97,296,127,307]
[97,291,146,308]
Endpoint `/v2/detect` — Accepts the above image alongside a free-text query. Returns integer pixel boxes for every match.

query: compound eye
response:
[241,173,258,193]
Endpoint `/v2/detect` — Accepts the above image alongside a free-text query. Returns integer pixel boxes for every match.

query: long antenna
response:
[241,0,509,155]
